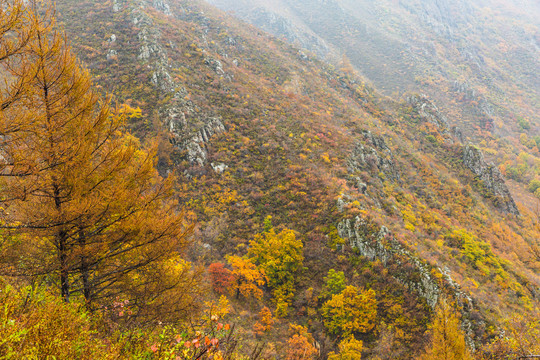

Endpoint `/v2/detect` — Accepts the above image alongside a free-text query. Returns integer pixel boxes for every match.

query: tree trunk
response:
[59,230,70,302]
[79,230,91,306]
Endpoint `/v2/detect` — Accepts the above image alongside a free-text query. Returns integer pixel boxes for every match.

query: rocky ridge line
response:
[113,0,226,167]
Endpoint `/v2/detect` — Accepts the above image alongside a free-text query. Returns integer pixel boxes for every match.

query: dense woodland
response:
[1,0,540,359]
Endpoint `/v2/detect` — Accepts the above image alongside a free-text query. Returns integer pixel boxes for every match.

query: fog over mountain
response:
[207,0,540,138]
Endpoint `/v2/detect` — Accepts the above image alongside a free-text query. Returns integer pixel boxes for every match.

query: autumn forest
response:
[0,0,539,359]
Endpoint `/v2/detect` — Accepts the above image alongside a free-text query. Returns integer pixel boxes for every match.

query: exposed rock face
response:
[338,216,440,308]
[453,81,493,117]
[398,0,473,38]
[204,57,225,76]
[463,145,519,215]
[348,131,400,182]
[453,81,494,131]
[114,0,226,167]
[211,162,228,174]
[452,126,464,144]
[407,94,449,131]
[152,0,171,15]
[182,118,226,166]
[337,216,477,349]
[164,91,226,166]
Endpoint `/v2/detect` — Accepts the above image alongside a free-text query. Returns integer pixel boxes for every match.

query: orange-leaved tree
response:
[226,255,266,300]
[0,2,197,318]
[418,299,473,360]
[0,0,32,113]
[284,324,318,360]
[253,306,275,335]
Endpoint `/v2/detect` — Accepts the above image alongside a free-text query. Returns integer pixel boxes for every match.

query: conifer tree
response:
[419,299,473,360]
[0,2,196,317]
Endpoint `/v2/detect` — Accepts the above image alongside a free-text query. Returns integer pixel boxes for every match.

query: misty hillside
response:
[1,0,539,359]
[206,0,540,140]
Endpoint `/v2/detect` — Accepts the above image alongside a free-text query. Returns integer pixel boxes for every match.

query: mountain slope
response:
[206,0,540,150]
[50,0,540,357]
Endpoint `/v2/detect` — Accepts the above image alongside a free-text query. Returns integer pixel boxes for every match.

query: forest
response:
[1,0,540,359]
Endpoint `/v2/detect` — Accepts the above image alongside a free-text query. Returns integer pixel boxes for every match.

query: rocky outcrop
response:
[399,0,473,38]
[348,131,400,182]
[453,81,494,131]
[337,215,477,348]
[463,145,519,215]
[338,216,441,308]
[182,118,226,166]
[247,8,332,61]
[164,91,226,166]
[452,126,464,144]
[115,0,226,167]
[407,94,449,131]
[453,81,493,116]
[152,0,171,15]
[204,57,226,76]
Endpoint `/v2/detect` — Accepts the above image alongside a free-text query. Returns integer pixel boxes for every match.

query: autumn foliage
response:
[0,0,196,319]
[321,286,378,337]
[226,255,266,300]
[418,300,473,360]
[208,263,232,294]
[1,0,540,359]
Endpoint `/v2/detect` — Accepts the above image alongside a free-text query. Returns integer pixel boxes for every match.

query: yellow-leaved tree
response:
[418,299,473,360]
[248,223,303,315]
[321,285,377,337]
[0,1,199,320]
[328,336,364,360]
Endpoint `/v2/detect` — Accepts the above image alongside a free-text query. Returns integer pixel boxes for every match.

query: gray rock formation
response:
[246,8,332,61]
[399,0,473,38]
[211,162,228,174]
[152,0,171,15]
[453,81,493,117]
[407,94,449,131]
[338,216,440,308]
[463,144,519,215]
[452,126,464,144]
[118,0,226,167]
[338,215,477,345]
[348,131,400,182]
[183,118,226,166]
[204,57,225,76]
[453,81,494,131]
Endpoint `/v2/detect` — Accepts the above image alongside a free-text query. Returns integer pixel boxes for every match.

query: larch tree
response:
[0,0,32,128]
[419,299,473,360]
[0,2,197,318]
